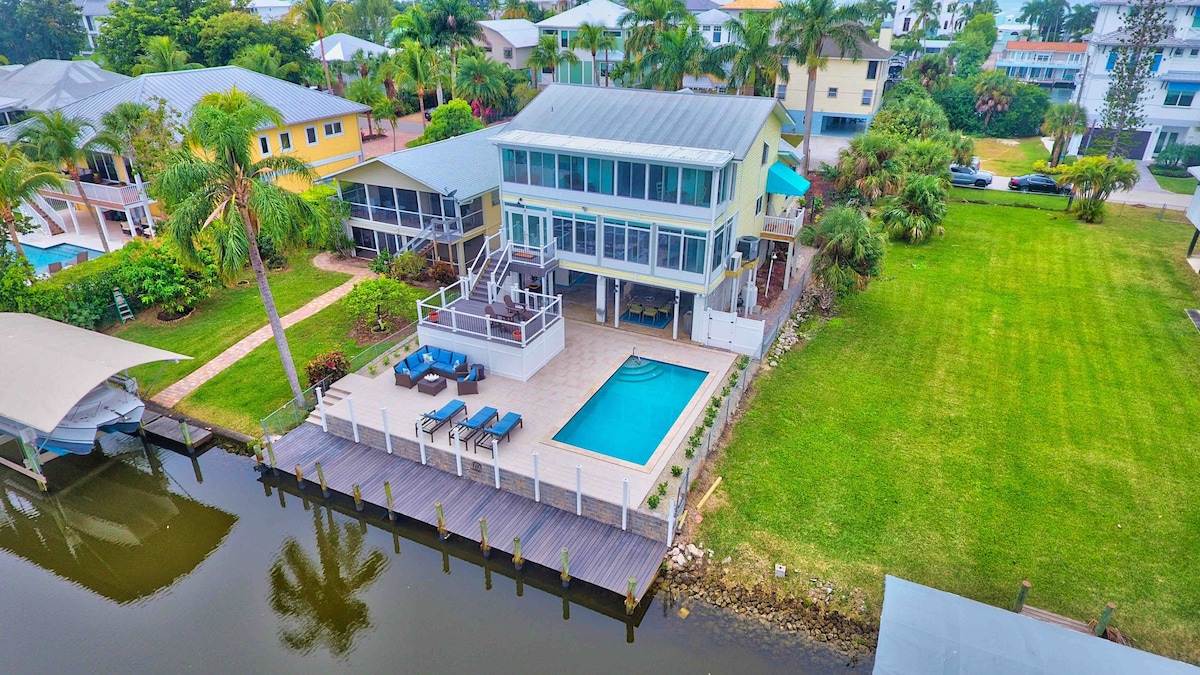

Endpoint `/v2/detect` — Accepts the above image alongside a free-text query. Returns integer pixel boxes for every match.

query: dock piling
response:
[625,578,638,615]
[480,518,490,557]
[533,451,540,502]
[316,461,329,498]
[381,407,392,454]
[1014,580,1031,613]
[252,444,264,469]
[384,481,395,521]
[491,439,500,489]
[560,547,570,587]
[179,420,195,454]
[513,537,524,570]
[295,465,304,490]
[435,501,447,539]
[265,442,278,476]
[1095,602,1116,637]
[353,484,364,512]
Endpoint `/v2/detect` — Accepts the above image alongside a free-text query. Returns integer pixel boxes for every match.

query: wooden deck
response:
[424,297,558,346]
[1020,605,1092,634]
[142,414,214,451]
[270,423,665,600]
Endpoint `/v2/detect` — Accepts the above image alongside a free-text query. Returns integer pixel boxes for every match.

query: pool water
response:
[553,357,707,465]
[7,242,101,274]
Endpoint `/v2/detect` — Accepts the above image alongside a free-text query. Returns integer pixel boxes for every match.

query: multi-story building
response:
[76,0,107,55]
[996,41,1086,97]
[893,1,967,36]
[1072,0,1200,159]
[535,0,628,86]
[775,31,894,134]
[717,0,779,19]
[477,19,540,75]
[0,60,129,127]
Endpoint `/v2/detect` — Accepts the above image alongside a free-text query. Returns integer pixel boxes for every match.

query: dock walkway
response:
[271,423,666,601]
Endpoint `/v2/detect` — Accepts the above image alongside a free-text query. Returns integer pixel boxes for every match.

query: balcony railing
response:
[417,279,562,348]
[762,209,805,239]
[42,180,145,207]
[509,240,557,267]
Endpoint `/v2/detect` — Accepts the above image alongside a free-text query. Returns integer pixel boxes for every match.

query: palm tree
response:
[710,12,784,96]
[910,0,941,42]
[268,505,388,657]
[427,0,484,97]
[897,138,953,179]
[798,206,885,295]
[834,133,903,202]
[774,0,869,175]
[641,26,721,92]
[501,0,528,18]
[132,36,203,76]
[233,44,302,80]
[18,112,112,252]
[456,53,508,109]
[373,99,401,151]
[294,0,341,91]
[1048,155,1139,223]
[973,71,1015,130]
[0,145,65,258]
[156,89,321,402]
[620,0,692,63]
[1062,2,1097,41]
[933,130,976,167]
[1042,102,1086,166]
[393,40,437,127]
[345,77,385,133]
[526,34,579,89]
[945,1,961,30]
[881,173,948,242]
[907,54,951,92]
[570,23,618,86]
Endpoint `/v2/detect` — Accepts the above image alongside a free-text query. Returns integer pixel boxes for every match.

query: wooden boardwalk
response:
[270,423,665,600]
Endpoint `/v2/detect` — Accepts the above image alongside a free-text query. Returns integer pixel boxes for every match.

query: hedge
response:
[17,253,136,329]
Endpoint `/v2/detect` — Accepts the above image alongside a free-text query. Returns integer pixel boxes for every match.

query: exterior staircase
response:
[470,253,506,303]
[305,383,353,427]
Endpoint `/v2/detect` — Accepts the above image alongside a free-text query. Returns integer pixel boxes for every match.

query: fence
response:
[758,262,812,359]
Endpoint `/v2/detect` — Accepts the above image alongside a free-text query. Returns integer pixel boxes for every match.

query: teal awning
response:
[766,162,810,197]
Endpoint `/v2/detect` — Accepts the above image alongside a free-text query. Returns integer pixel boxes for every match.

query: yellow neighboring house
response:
[0,66,368,239]
[775,31,895,136]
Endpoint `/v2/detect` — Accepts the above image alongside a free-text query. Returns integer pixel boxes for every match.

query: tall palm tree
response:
[710,12,783,96]
[18,112,112,252]
[641,26,721,91]
[910,0,942,41]
[1062,2,1097,40]
[155,89,321,402]
[1048,155,1138,222]
[907,54,951,92]
[427,0,484,97]
[774,0,869,174]
[393,40,437,127]
[456,53,508,109]
[570,23,618,86]
[132,36,203,76]
[834,132,902,202]
[974,70,1015,130]
[294,0,341,91]
[620,0,692,63]
[526,34,579,89]
[345,77,385,133]
[501,0,529,19]
[233,44,302,80]
[0,145,65,258]
[1042,102,1086,166]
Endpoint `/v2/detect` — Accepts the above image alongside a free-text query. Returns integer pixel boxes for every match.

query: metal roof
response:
[500,84,790,162]
[875,576,1200,675]
[311,33,391,62]
[819,36,895,60]
[479,19,541,48]
[686,0,722,11]
[0,313,189,434]
[327,124,507,199]
[0,66,370,145]
[0,60,130,113]
[536,0,629,29]
[493,128,734,166]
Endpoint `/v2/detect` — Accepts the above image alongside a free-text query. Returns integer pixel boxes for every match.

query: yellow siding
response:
[481,190,502,236]
[252,113,365,192]
[729,115,781,239]
[779,59,884,118]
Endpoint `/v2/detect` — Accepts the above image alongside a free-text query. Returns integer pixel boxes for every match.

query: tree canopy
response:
[0,0,86,63]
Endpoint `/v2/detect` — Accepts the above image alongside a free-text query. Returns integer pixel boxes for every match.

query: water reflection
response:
[268,500,388,659]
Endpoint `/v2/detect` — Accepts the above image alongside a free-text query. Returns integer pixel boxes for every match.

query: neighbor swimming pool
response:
[553,357,707,465]
[6,242,101,275]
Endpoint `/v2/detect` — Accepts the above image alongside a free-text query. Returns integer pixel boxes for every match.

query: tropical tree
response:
[710,12,784,96]
[393,40,437,127]
[1040,155,1139,223]
[233,44,302,80]
[853,0,897,28]
[373,99,401,151]
[934,129,976,166]
[132,35,203,76]
[798,206,886,295]
[962,0,1000,19]
[17,112,112,252]
[897,138,954,178]
[156,89,322,402]
[0,145,65,259]
[871,93,949,139]
[1062,2,1097,40]
[455,53,509,109]
[570,23,618,86]
[640,26,721,92]
[407,99,482,147]
[910,0,942,42]
[620,0,692,62]
[774,0,870,174]
[501,0,529,19]
[426,0,484,96]
[973,70,1016,130]
[834,133,903,202]
[345,77,385,133]
[294,0,341,91]
[1042,102,1086,166]
[526,34,579,90]
[907,54,951,92]
[880,173,948,242]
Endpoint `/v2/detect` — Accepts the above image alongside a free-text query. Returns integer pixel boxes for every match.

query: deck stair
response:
[305,385,352,426]
[469,253,505,303]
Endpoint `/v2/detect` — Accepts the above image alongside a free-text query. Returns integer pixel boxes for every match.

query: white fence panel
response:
[703,309,764,357]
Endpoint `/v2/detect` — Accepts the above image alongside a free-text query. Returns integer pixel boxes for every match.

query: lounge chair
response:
[641,304,657,323]
[452,406,499,446]
[503,295,532,320]
[47,262,63,274]
[421,399,468,440]
[75,252,88,264]
[456,365,482,395]
[475,412,523,450]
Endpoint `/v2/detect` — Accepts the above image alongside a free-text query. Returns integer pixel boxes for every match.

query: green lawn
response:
[110,252,350,395]
[975,137,1050,176]
[949,186,1069,209]
[1153,173,1199,195]
[701,203,1200,662]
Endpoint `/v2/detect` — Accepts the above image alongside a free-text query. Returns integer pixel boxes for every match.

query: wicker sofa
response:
[394,345,470,387]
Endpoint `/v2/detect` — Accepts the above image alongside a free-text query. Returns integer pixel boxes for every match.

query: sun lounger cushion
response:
[488,413,522,437]
[459,406,498,429]
[426,399,466,421]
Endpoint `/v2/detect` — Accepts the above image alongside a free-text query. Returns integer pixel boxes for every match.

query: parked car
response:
[1008,173,1072,194]
[424,105,439,121]
[949,164,993,188]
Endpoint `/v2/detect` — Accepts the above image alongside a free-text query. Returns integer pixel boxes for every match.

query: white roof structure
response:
[312,33,391,62]
[536,0,629,29]
[694,8,733,24]
[479,19,541,49]
[0,314,189,434]
[493,129,734,167]
[0,60,130,113]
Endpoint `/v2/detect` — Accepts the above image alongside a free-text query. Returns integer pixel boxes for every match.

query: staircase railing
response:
[25,194,69,233]
[466,231,503,294]
[487,243,512,304]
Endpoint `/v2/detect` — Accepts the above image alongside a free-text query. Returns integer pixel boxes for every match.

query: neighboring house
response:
[686,0,721,11]
[477,19,540,74]
[717,0,780,19]
[893,1,966,36]
[996,41,1086,93]
[0,60,130,127]
[329,125,506,275]
[76,0,108,55]
[535,0,629,86]
[1071,0,1200,160]
[247,0,292,21]
[1187,165,1200,273]
[775,32,894,134]
[310,33,391,62]
[696,8,735,47]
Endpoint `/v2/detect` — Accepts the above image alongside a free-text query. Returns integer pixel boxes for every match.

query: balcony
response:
[761,208,805,241]
[40,179,147,210]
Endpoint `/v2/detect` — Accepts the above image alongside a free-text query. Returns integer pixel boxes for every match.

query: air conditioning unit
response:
[737,235,761,262]
[726,251,743,273]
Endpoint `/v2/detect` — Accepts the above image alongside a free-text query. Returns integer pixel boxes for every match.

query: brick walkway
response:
[152,253,373,407]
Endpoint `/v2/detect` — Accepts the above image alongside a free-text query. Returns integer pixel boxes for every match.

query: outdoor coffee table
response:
[417,373,447,395]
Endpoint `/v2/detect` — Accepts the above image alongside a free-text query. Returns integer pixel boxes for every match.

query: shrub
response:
[657,482,668,496]
[800,206,887,296]
[391,251,427,281]
[305,349,350,386]
[407,99,484,148]
[429,260,458,286]
[18,253,130,328]
[881,173,949,243]
[671,465,683,477]
[647,494,660,510]
[343,277,422,332]
[115,239,217,317]
[368,249,394,276]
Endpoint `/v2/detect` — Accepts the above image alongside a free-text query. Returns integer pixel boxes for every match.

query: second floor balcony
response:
[39,176,148,210]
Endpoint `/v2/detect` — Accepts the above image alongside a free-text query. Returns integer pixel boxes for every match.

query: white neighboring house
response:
[893,1,967,36]
[696,8,735,47]
[310,33,391,63]
[0,60,129,126]
[535,0,629,87]
[477,19,541,74]
[1070,0,1200,160]
[76,0,108,55]
[247,0,292,21]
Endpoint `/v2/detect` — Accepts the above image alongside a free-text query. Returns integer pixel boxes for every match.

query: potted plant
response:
[512,328,523,341]
[428,309,440,322]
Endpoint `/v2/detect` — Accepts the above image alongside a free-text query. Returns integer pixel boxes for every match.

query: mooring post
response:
[491,439,500,489]
[1014,580,1031,613]
[533,451,541,502]
[252,443,265,470]
[265,441,278,476]
[453,428,463,476]
[625,578,638,615]
[353,484,364,512]
[1095,602,1116,637]
[575,464,582,516]
[416,421,427,464]
[315,387,328,432]
[381,407,392,454]
[666,498,677,547]
[347,395,359,443]
[512,537,524,570]
[622,478,629,531]
[384,481,395,521]
[480,518,490,557]
[295,465,305,490]
[560,547,570,587]
[315,461,329,499]
[179,420,194,454]
[435,501,447,539]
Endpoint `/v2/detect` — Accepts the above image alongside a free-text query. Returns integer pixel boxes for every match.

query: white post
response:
[666,498,677,547]
[613,281,621,328]
[783,241,795,290]
[136,173,156,236]
[533,451,540,502]
[347,394,359,443]
[622,478,629,531]
[93,205,111,252]
[595,275,607,323]
[315,387,328,432]
[672,289,680,340]
[454,428,463,476]
[416,420,427,464]
[122,207,133,237]
[491,439,500,489]
[381,407,392,454]
[575,464,582,516]
[67,203,80,234]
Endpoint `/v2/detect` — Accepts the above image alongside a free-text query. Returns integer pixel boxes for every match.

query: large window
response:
[587,158,614,195]
[502,148,528,184]
[557,154,585,191]
[529,151,556,186]
[680,167,712,207]
[648,164,678,203]
[1165,88,1196,106]
[617,161,646,199]
[711,219,731,272]
[574,214,596,255]
[656,227,706,274]
[602,219,651,264]
[342,181,369,219]
[87,152,120,182]
[368,184,398,225]
[553,213,574,251]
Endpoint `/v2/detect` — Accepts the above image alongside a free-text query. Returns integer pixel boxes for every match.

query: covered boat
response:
[39,378,147,454]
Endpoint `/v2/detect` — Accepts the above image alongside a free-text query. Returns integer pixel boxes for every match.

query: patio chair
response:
[627,303,643,323]
[503,295,532,320]
[452,406,499,446]
[75,252,88,264]
[47,262,63,274]
[475,412,523,451]
[641,304,657,323]
[421,399,468,440]
[656,305,672,325]
[456,366,481,395]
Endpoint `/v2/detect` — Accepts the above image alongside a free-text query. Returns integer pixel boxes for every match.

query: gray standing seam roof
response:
[0,60,130,113]
[501,85,789,161]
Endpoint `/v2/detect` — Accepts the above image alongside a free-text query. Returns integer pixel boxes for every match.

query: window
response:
[502,148,528,184]
[560,30,569,48]
[776,84,787,99]
[1154,131,1180,154]
[1068,53,1082,64]
[1192,49,1199,57]
[761,142,769,165]
[712,25,721,43]
[553,213,574,251]
[368,184,398,225]
[529,151,556,187]
[648,164,679,203]
[1105,52,1117,71]
[1193,13,1200,27]
[711,219,731,272]
[258,135,271,156]
[351,226,377,252]
[87,152,119,182]
[602,219,651,264]
[755,195,764,215]
[617,161,646,199]
[504,47,513,58]
[862,89,874,106]
[278,131,292,152]
[1174,48,1184,56]
[1165,89,1195,106]
[305,126,318,145]
[323,120,343,137]
[574,214,597,255]
[827,87,838,98]
[586,157,615,195]
[902,17,910,31]
[484,41,493,52]
[557,154,585,191]
[656,227,706,274]
[341,182,368,219]
[866,61,878,80]
[679,168,712,207]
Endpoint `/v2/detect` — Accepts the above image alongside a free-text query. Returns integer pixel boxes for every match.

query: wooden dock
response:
[141,413,214,451]
[269,423,666,601]
[1020,605,1092,634]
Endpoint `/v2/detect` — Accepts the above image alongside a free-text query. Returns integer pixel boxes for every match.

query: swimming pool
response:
[7,243,101,274]
[553,357,708,465]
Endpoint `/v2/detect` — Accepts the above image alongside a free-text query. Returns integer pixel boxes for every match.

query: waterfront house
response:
[0,60,129,127]
[477,19,541,76]
[535,0,629,86]
[996,41,1086,98]
[775,31,894,135]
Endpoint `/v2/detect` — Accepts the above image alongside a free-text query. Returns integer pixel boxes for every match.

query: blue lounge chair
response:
[475,412,523,450]
[421,399,467,440]
[452,406,499,446]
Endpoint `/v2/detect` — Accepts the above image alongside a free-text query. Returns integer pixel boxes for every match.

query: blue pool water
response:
[7,243,101,274]
[553,357,708,465]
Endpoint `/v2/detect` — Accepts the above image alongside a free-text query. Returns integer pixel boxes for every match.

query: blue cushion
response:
[405,355,422,370]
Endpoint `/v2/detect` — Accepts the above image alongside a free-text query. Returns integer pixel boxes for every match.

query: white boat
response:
[39,380,146,455]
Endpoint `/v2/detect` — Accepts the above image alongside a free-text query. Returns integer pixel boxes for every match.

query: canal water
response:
[0,434,866,673]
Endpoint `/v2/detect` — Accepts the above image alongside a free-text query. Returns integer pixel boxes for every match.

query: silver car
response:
[949,164,993,188]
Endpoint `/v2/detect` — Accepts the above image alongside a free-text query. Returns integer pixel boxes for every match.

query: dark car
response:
[424,105,439,121]
[1009,173,1071,194]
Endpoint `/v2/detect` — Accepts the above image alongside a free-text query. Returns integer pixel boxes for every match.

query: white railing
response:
[487,245,512,304]
[45,180,144,206]
[417,279,562,348]
[465,231,503,294]
[24,193,68,233]
[509,240,557,267]
[762,209,805,239]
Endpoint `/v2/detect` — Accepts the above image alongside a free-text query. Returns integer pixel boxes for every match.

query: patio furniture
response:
[641,304,657,323]
[75,252,88,264]
[627,303,644,323]
[475,412,523,450]
[452,406,499,445]
[503,295,532,320]
[47,262,62,274]
[485,304,514,322]
[394,345,469,387]
[656,305,672,323]
[417,373,446,395]
[421,399,467,439]
[456,366,482,395]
